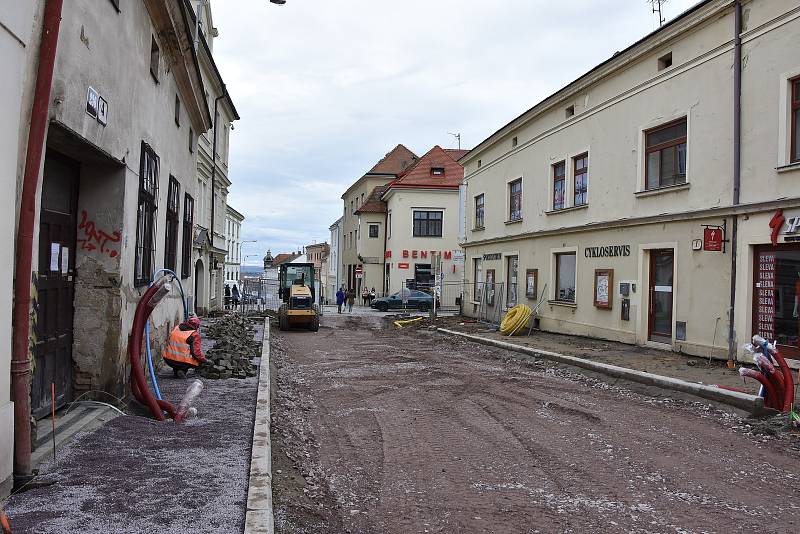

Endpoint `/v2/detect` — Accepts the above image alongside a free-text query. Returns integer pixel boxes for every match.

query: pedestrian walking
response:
[336,286,345,314]
[346,288,355,313]
[369,287,376,307]
[224,284,231,310]
[231,284,240,308]
[361,287,369,307]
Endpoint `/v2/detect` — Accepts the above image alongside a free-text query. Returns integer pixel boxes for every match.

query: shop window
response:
[150,36,160,82]
[474,194,484,229]
[645,118,687,189]
[553,161,566,210]
[136,142,159,286]
[369,224,379,238]
[413,211,443,237]
[574,153,588,206]
[509,179,522,221]
[164,176,180,272]
[507,255,518,307]
[792,77,800,163]
[473,258,483,302]
[753,245,800,358]
[181,194,193,279]
[555,252,576,303]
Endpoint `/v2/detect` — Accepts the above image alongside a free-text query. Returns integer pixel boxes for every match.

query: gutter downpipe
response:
[12,0,64,487]
[727,0,742,367]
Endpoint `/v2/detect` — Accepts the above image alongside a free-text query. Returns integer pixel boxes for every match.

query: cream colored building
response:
[461,0,800,363]
[225,205,244,285]
[190,0,239,314]
[340,144,417,294]
[380,146,469,295]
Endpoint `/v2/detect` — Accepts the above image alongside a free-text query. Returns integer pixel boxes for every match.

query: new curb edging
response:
[244,319,274,534]
[436,327,766,415]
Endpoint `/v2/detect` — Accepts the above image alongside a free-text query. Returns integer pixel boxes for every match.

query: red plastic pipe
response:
[128,283,169,421]
[11,0,64,486]
[754,354,785,407]
[740,368,781,410]
[767,349,795,413]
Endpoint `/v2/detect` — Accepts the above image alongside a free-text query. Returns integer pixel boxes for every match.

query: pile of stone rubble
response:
[200,314,259,380]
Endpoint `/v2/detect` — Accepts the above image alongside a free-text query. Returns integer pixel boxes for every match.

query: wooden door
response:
[31,152,78,418]
[648,249,674,344]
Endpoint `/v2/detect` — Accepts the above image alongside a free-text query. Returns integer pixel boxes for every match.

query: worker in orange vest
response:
[163,316,206,378]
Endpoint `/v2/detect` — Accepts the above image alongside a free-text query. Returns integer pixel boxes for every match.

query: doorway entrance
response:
[648,249,674,344]
[32,152,79,418]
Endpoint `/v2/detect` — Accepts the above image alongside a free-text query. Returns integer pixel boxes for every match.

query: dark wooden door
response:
[31,151,78,418]
[648,249,674,344]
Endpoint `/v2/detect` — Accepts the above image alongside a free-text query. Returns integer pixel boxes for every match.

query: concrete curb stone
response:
[244,319,274,534]
[436,327,766,415]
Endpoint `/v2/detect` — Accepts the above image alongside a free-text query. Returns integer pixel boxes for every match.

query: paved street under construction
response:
[272,315,800,533]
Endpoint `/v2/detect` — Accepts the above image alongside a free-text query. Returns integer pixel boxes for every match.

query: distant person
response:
[336,287,345,314]
[163,317,206,378]
[361,287,369,306]
[224,284,231,310]
[369,287,376,307]
[346,288,355,313]
[232,284,240,307]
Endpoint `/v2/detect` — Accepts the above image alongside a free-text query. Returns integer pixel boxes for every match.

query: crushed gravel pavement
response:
[2,320,263,534]
[271,314,800,533]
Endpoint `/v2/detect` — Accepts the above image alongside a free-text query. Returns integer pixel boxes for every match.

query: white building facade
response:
[461,0,800,363]
[328,217,342,299]
[225,205,244,286]
[190,1,239,315]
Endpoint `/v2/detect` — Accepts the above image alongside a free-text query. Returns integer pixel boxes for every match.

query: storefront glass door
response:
[648,249,674,343]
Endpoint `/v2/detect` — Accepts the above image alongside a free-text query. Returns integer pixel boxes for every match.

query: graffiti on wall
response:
[78,210,120,258]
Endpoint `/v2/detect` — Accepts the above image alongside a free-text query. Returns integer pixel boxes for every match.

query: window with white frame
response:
[508,179,522,221]
[554,252,576,303]
[574,153,588,206]
[369,224,379,238]
[645,118,687,189]
[413,211,443,237]
[792,77,800,164]
[474,194,484,229]
[553,161,566,210]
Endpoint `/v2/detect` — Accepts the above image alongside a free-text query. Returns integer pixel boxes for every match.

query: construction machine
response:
[277,263,320,332]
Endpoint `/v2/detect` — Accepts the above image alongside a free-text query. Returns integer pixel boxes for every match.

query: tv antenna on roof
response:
[448,132,461,150]
[649,0,667,26]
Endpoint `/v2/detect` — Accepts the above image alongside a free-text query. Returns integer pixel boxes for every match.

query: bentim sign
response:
[385,250,453,260]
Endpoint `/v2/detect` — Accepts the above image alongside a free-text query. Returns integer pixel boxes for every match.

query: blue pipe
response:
[145,268,189,400]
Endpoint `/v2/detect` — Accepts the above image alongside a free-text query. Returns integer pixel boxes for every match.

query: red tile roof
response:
[385,145,467,191]
[367,144,418,175]
[355,185,389,214]
[272,253,301,266]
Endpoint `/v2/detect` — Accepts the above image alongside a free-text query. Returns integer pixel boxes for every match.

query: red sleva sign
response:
[703,228,722,251]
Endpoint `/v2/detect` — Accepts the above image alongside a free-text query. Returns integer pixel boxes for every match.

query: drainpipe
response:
[12,0,64,487]
[727,0,742,366]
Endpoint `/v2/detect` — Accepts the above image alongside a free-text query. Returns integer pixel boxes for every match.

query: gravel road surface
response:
[271,314,800,533]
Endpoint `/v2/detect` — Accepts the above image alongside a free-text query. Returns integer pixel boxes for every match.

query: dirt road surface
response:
[271,314,800,533]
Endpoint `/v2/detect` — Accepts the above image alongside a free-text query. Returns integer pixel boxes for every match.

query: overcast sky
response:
[212,0,698,265]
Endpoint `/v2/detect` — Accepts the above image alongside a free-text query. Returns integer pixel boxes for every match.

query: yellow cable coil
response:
[394,316,424,328]
[499,304,532,335]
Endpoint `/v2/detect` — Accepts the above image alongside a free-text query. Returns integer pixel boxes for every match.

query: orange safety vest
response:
[163,326,199,366]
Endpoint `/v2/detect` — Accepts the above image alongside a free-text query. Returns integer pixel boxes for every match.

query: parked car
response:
[371,290,435,312]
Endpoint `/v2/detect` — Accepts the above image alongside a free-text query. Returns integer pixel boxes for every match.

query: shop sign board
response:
[703,227,722,251]
[398,263,409,269]
[482,253,502,260]
[754,250,776,340]
[584,245,631,258]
